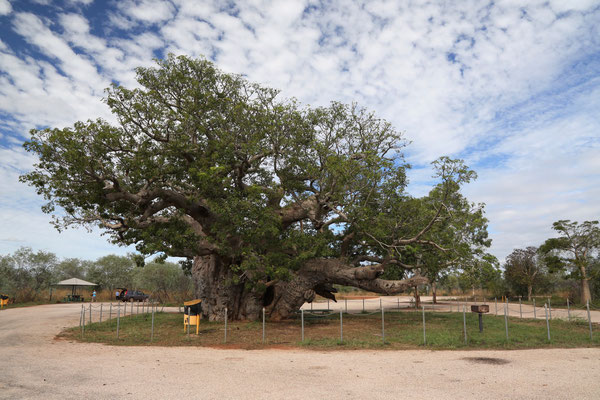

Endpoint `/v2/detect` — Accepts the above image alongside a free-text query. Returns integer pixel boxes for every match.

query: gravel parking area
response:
[1,302,599,399]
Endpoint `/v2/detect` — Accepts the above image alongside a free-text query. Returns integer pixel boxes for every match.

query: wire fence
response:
[78,301,164,341]
[76,296,599,347]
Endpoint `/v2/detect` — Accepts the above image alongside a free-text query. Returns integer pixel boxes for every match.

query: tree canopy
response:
[540,220,600,303]
[21,55,488,320]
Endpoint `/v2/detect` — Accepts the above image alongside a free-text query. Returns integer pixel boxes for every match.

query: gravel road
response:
[1,302,599,399]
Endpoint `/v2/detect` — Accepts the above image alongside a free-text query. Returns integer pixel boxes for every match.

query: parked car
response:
[121,290,149,302]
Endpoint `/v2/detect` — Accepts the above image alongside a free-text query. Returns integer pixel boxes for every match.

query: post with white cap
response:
[262,307,266,344]
[301,309,304,342]
[494,298,497,316]
[224,308,228,343]
[587,301,593,341]
[150,304,155,342]
[544,303,550,341]
[422,305,426,345]
[463,305,467,344]
[381,306,385,344]
[340,309,343,343]
[519,296,522,319]
[504,303,509,341]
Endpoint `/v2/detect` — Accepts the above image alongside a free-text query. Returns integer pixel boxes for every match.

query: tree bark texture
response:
[192,255,427,320]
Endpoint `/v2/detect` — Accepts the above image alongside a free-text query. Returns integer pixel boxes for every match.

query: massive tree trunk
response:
[432,281,437,304]
[527,284,532,301]
[192,255,263,321]
[192,255,427,321]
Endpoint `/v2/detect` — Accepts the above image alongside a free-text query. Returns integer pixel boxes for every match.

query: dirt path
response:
[1,302,600,400]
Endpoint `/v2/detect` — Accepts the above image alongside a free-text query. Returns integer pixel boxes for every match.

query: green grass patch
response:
[59,310,600,350]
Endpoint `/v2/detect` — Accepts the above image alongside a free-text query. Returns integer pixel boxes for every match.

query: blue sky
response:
[0,0,599,262]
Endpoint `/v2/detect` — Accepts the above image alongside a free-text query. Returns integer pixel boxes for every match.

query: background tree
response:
[540,220,600,303]
[0,247,58,302]
[132,260,193,302]
[54,258,88,281]
[456,255,501,296]
[86,254,135,292]
[504,246,545,300]
[21,55,486,320]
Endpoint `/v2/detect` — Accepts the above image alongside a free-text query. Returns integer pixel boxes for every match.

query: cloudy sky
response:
[0,0,599,263]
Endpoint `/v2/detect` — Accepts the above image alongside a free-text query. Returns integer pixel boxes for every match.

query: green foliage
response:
[86,254,135,291]
[540,220,600,301]
[132,261,192,302]
[20,55,490,293]
[503,246,547,298]
[0,247,190,302]
[0,247,58,302]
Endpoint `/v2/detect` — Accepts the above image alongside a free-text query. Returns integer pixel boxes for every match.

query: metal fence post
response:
[262,307,266,344]
[187,307,190,338]
[80,307,84,338]
[495,298,497,316]
[519,297,522,319]
[224,308,228,343]
[587,301,593,340]
[89,303,92,325]
[116,303,120,339]
[100,303,103,323]
[505,298,509,317]
[79,304,83,328]
[422,305,426,345]
[381,306,385,344]
[301,309,304,342]
[548,297,552,320]
[379,298,382,311]
[300,310,304,342]
[151,305,155,342]
[463,305,467,344]
[504,303,509,341]
[567,298,571,321]
[340,309,343,343]
[544,303,551,341]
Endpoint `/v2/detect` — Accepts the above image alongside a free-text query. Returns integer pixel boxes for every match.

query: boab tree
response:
[540,220,600,303]
[21,55,480,320]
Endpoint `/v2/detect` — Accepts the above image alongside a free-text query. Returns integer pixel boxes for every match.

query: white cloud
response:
[0,145,135,259]
[0,0,599,261]
[119,0,176,24]
[0,0,12,16]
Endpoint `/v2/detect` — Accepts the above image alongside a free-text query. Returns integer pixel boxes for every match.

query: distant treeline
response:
[0,247,192,303]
